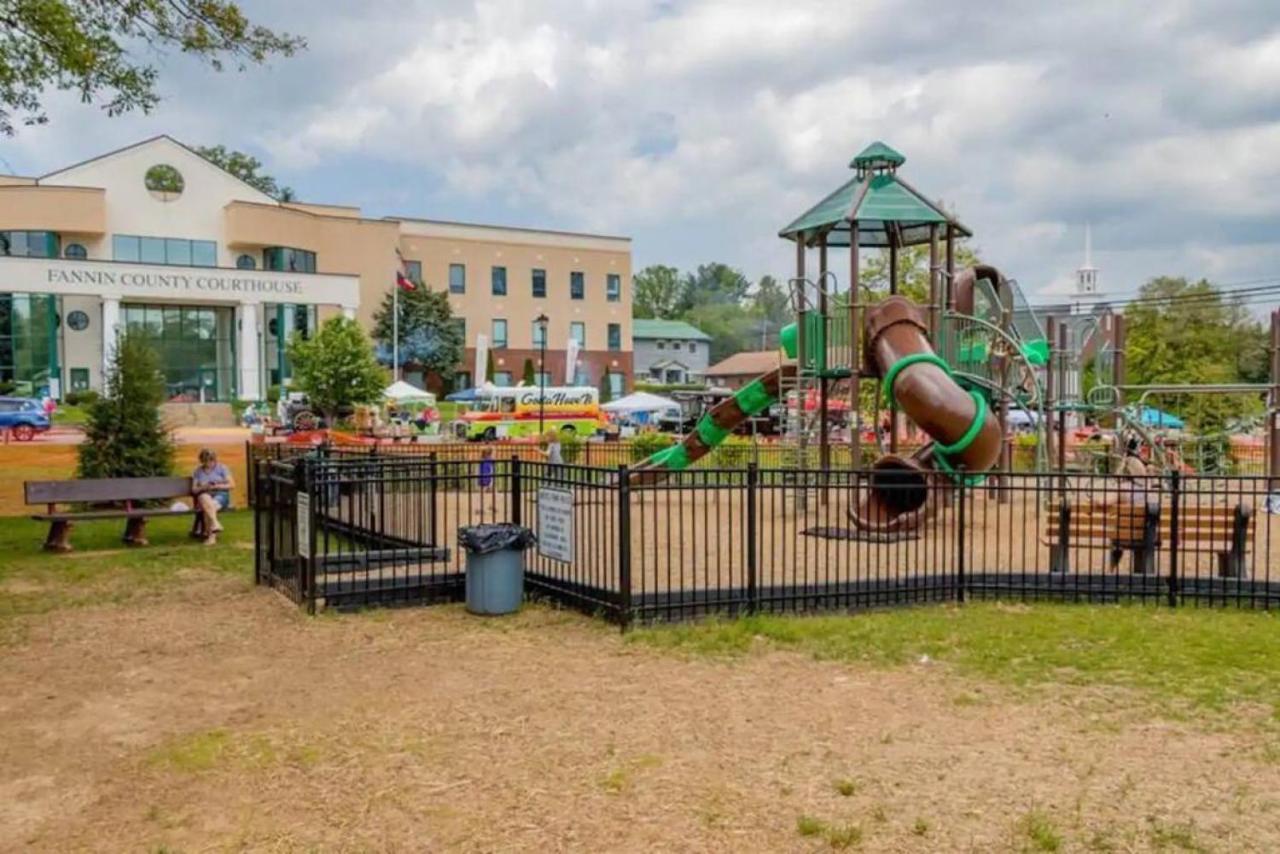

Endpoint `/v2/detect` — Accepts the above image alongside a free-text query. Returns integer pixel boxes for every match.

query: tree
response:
[749,274,791,349]
[77,334,174,479]
[684,301,759,364]
[633,265,681,319]
[860,242,983,304]
[1124,276,1267,433]
[287,317,386,424]
[598,370,613,404]
[485,350,495,383]
[371,287,465,386]
[1,1,305,135]
[195,144,294,200]
[522,358,536,386]
[678,262,751,312]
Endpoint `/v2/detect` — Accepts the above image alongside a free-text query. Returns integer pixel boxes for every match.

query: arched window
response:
[64,243,87,260]
[236,254,256,270]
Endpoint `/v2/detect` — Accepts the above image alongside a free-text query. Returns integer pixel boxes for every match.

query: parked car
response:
[0,396,52,441]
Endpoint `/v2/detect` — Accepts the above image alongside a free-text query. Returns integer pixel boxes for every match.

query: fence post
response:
[295,459,317,615]
[510,455,522,526]
[955,469,967,604]
[617,464,633,628]
[1168,470,1181,608]
[428,452,439,547]
[746,463,759,615]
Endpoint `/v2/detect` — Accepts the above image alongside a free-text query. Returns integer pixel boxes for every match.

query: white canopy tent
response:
[383,380,436,404]
[602,391,680,416]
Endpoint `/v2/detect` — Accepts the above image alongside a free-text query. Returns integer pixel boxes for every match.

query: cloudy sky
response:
[5,0,1280,302]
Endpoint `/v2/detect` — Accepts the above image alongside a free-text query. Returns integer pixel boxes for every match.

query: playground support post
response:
[1270,310,1280,489]
[849,220,862,470]
[795,236,807,508]
[995,300,1012,502]
[944,223,956,312]
[1056,321,1068,473]
[928,223,940,339]
[1113,314,1127,412]
[888,230,900,454]
[818,233,830,479]
[1045,315,1056,468]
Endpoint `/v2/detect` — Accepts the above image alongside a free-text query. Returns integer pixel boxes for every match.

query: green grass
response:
[631,604,1280,719]
[52,403,89,426]
[0,511,254,624]
[1019,809,1062,851]
[795,815,862,848]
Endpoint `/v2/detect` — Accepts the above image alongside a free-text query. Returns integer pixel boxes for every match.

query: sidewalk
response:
[19,426,251,446]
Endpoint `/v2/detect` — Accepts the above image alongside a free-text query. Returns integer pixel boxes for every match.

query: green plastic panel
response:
[736,378,775,416]
[696,415,730,448]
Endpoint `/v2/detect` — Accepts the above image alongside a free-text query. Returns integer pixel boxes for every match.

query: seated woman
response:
[192,448,235,545]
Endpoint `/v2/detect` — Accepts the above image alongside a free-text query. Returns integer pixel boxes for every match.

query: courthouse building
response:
[0,136,632,402]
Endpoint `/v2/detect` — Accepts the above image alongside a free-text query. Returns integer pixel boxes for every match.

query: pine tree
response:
[522,358,536,386]
[599,370,613,404]
[485,350,496,383]
[77,334,175,479]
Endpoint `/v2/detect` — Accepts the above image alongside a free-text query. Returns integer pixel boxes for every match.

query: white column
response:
[101,298,120,381]
[237,302,261,401]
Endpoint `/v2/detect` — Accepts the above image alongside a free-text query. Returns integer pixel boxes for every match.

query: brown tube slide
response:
[852,295,1002,531]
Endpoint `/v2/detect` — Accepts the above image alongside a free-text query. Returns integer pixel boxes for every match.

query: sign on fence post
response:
[537,486,574,563]
[296,492,311,559]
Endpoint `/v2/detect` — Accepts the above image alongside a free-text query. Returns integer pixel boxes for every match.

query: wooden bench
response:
[1042,499,1255,578]
[25,477,212,552]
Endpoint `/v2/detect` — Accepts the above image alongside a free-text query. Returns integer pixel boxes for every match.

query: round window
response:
[144,164,185,201]
[236,254,257,270]
[67,310,90,332]
[267,318,279,337]
[64,243,87,260]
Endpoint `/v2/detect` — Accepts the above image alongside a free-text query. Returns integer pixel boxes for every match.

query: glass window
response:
[608,323,621,351]
[532,320,546,348]
[191,241,217,267]
[449,264,466,294]
[492,319,508,348]
[491,266,507,296]
[535,371,552,387]
[112,235,140,262]
[165,238,191,266]
[65,243,87,260]
[573,366,589,385]
[607,273,621,302]
[0,293,58,396]
[236,254,256,270]
[532,268,546,298]
[656,341,664,350]
[404,259,422,285]
[570,321,586,346]
[493,371,512,387]
[570,271,584,300]
[689,342,696,353]
[263,246,316,273]
[139,237,166,264]
[69,367,90,391]
[121,302,235,401]
[608,371,624,397]
[453,371,472,391]
[0,231,59,258]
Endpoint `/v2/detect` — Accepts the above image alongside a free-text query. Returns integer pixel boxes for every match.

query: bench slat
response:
[25,476,193,505]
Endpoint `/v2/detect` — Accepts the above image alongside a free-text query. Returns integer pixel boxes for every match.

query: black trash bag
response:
[458,524,537,555]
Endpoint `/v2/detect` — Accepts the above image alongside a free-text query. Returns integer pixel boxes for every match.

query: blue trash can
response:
[459,524,536,615]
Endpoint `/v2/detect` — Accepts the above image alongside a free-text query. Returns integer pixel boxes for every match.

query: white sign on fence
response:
[537,486,574,563]
[296,492,311,558]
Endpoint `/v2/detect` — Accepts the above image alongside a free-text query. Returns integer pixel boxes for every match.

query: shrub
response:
[64,389,100,406]
[560,431,585,463]
[628,431,676,462]
[77,335,175,479]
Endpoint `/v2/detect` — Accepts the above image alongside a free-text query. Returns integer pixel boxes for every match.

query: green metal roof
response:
[779,144,971,247]
[633,319,712,341]
[850,140,905,169]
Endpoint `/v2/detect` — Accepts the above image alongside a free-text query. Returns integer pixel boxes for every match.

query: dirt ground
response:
[3,573,1280,852]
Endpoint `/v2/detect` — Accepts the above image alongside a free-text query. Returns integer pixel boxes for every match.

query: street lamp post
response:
[535,313,549,434]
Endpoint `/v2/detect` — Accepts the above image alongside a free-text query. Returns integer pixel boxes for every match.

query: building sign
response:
[537,486,573,563]
[0,256,359,309]
[296,492,311,558]
[46,266,306,297]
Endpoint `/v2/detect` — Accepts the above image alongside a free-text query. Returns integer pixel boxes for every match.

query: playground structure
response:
[635,141,1280,531]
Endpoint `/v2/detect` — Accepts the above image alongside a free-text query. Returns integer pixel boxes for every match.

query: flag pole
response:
[392,282,400,383]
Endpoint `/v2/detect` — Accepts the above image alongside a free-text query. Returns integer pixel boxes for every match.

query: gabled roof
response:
[633,319,712,341]
[39,134,279,204]
[705,350,782,377]
[779,142,971,248]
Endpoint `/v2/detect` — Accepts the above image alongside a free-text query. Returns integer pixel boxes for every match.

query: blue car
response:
[0,397,51,441]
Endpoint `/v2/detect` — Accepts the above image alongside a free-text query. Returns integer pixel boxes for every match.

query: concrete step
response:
[161,402,237,428]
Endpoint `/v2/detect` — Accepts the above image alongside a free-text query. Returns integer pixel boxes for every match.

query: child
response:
[478,450,496,512]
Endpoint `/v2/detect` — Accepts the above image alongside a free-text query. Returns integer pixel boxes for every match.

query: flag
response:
[395,249,416,292]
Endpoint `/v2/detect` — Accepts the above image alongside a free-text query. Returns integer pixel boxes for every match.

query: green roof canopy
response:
[779,143,971,248]
[633,319,712,341]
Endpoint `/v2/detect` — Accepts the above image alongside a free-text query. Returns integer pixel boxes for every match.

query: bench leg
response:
[1131,546,1155,576]
[123,517,149,546]
[1217,550,1248,579]
[43,520,73,552]
[191,511,207,540]
[1049,543,1070,574]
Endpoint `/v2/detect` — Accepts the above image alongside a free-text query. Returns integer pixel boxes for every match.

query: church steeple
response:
[1075,223,1099,296]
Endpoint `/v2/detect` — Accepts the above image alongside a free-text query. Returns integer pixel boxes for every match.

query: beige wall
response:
[396,224,631,354]
[0,186,105,233]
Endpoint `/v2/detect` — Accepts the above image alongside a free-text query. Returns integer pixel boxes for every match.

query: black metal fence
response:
[255,451,1280,623]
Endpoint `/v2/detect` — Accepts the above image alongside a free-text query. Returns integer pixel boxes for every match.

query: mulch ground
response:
[2,573,1278,852]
